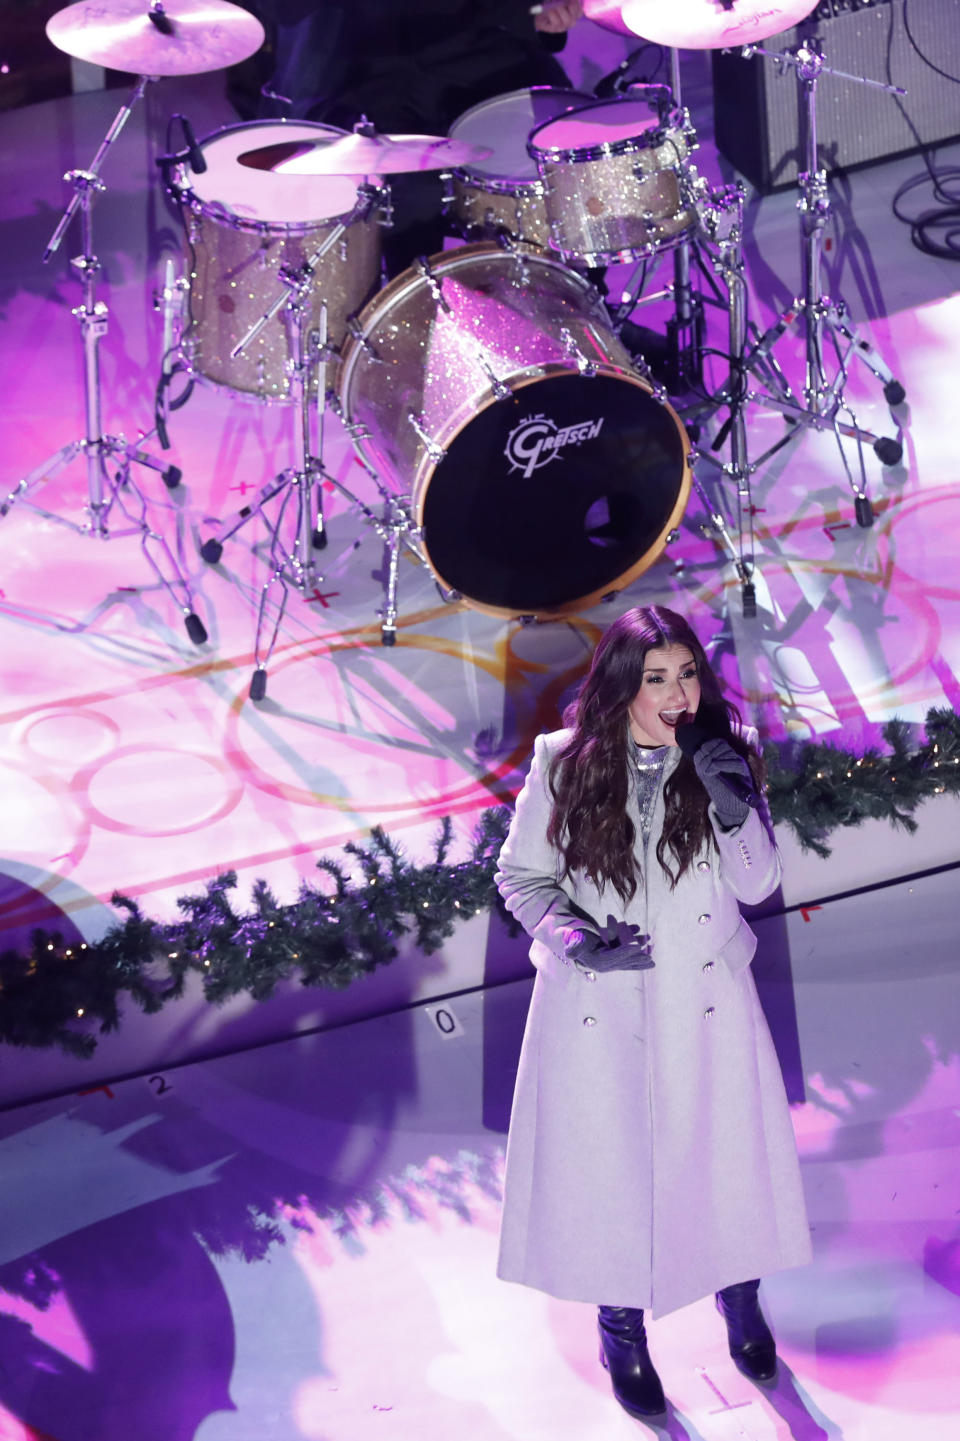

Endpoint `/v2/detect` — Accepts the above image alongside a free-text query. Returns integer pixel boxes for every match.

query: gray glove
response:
[692,737,754,828]
[563,914,654,973]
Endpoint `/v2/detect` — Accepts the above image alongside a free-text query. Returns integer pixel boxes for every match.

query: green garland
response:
[3,707,959,1057]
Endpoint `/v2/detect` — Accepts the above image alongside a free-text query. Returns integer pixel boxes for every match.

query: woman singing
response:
[495,605,810,1417]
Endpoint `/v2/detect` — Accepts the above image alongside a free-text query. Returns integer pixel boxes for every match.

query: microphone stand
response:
[3,73,207,646]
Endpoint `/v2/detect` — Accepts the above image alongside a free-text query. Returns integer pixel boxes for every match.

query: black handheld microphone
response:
[676,719,760,810]
[182,117,207,174]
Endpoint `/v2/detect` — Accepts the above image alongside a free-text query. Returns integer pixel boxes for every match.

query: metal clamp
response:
[415,257,451,313]
[407,411,446,465]
[560,326,597,378]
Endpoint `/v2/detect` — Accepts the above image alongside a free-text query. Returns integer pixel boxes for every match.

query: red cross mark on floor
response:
[824,521,852,541]
[747,505,767,516]
[306,589,339,608]
[800,905,822,922]
[76,1085,115,1099]
[230,481,255,495]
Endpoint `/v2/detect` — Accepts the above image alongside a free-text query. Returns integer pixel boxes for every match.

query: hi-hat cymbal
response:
[238,131,494,177]
[46,0,265,76]
[583,0,817,49]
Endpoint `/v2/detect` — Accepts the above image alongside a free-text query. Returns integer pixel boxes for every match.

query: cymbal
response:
[583,0,817,49]
[238,131,494,177]
[46,0,265,76]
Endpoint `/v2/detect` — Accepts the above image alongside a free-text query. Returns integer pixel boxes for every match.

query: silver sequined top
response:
[632,741,670,840]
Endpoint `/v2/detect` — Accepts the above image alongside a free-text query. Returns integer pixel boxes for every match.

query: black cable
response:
[902,0,960,86]
[887,0,960,259]
[153,114,201,442]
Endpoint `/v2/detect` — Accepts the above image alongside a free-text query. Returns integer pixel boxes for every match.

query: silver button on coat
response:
[698,913,711,925]
[583,1016,597,1027]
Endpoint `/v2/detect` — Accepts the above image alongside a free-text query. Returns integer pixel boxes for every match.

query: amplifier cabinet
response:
[712,0,960,192]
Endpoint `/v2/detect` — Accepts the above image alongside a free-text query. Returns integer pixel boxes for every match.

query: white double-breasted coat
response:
[495,728,811,1318]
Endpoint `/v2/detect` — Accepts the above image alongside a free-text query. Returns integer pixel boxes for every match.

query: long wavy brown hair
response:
[546,606,762,898]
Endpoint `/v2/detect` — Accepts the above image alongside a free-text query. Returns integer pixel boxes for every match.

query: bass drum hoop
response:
[415,364,692,620]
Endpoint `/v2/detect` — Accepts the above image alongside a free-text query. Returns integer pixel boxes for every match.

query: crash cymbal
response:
[238,131,493,177]
[46,0,265,76]
[583,0,817,48]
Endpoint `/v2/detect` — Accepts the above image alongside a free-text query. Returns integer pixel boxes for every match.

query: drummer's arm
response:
[532,0,583,34]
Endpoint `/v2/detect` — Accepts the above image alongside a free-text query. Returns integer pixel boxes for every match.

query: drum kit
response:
[5,0,908,691]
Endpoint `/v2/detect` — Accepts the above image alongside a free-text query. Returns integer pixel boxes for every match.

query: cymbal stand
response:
[665,47,704,392]
[604,54,705,391]
[1,74,206,646]
[734,39,907,504]
[685,185,759,616]
[199,182,379,557]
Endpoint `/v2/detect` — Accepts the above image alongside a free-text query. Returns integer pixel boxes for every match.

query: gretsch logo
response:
[504,413,605,479]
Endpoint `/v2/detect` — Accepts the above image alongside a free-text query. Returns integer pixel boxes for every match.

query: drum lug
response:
[407,410,446,465]
[630,350,668,403]
[476,353,513,401]
[346,314,382,362]
[560,326,597,378]
[415,257,451,314]
[494,229,531,285]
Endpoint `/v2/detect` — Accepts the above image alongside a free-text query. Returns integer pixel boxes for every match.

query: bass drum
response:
[337,243,691,619]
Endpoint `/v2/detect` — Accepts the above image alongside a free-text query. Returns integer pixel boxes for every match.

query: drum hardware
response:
[595,52,706,394]
[493,229,533,287]
[560,327,598,378]
[716,38,907,499]
[407,412,447,467]
[193,183,404,689]
[687,188,759,617]
[320,391,434,645]
[7,0,267,645]
[200,187,376,555]
[2,70,207,646]
[152,256,194,448]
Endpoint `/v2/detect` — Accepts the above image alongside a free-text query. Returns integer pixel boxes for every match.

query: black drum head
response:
[421,371,687,614]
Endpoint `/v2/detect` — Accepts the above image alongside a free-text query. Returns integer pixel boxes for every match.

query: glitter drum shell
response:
[528,96,701,267]
[337,242,691,619]
[169,120,384,401]
[444,86,593,250]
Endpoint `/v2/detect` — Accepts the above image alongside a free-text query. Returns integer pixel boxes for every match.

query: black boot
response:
[598,1305,667,1417]
[715,1280,777,1381]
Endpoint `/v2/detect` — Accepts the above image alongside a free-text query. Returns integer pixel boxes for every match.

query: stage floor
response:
[1,32,959,1441]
